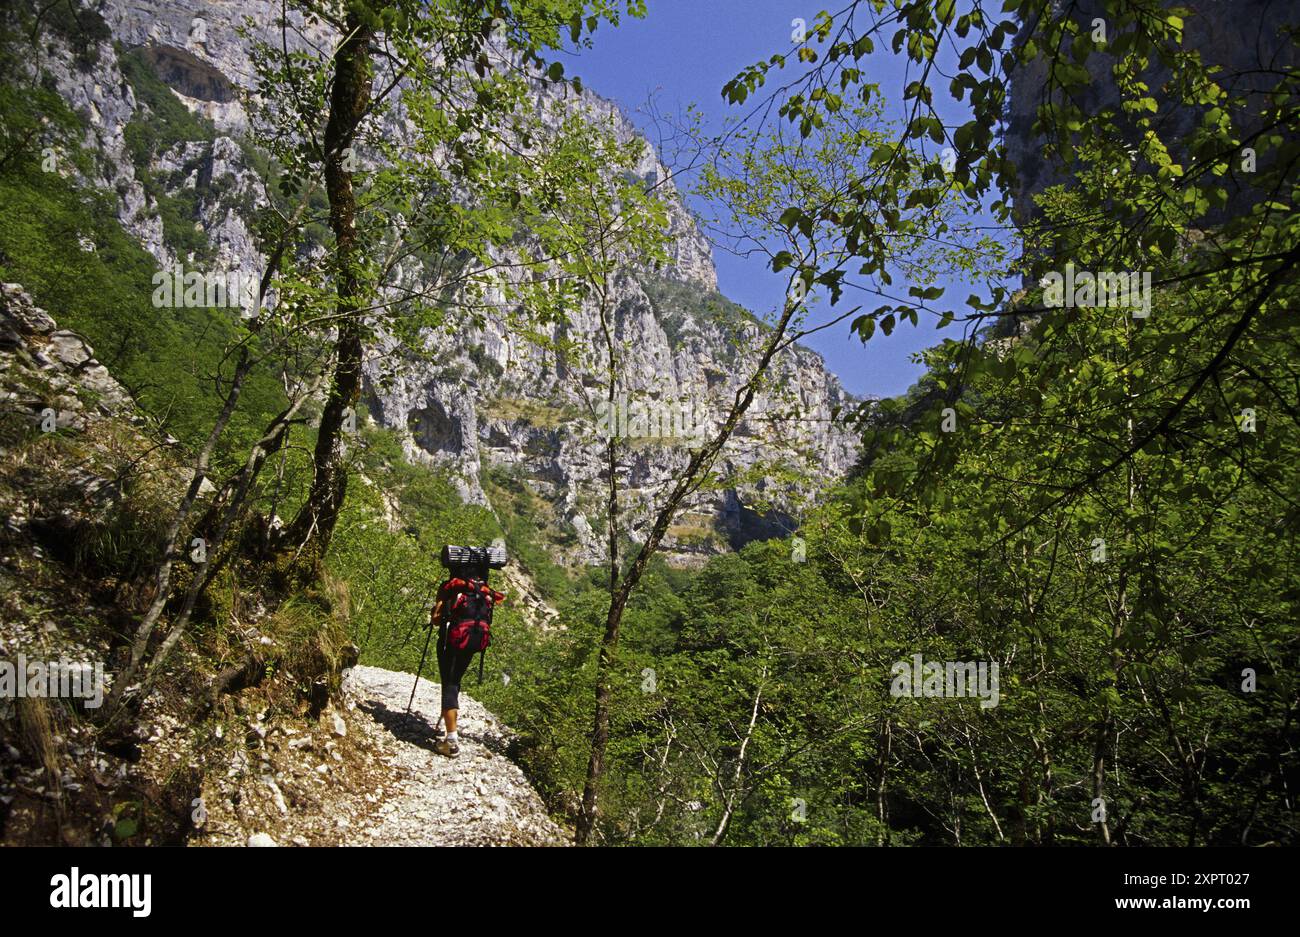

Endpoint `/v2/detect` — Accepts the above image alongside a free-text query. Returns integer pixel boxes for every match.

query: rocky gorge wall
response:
[1006,0,1298,223]
[29,0,860,567]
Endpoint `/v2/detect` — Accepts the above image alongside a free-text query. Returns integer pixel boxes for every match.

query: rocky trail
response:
[190,665,570,848]
[333,666,568,847]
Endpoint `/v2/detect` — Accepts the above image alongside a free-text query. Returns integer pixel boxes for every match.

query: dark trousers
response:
[436,625,476,712]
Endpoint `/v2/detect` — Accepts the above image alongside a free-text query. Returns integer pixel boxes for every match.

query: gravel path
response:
[339,665,569,847]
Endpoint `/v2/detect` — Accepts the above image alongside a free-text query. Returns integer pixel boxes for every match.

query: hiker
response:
[429,558,505,757]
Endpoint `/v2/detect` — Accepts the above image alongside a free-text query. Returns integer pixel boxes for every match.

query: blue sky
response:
[562,0,1010,399]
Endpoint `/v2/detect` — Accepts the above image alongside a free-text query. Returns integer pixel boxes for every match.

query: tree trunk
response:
[109,353,251,710]
[123,380,321,713]
[575,289,802,844]
[284,9,376,564]
[710,668,765,845]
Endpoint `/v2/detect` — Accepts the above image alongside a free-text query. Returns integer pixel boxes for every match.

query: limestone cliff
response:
[29,0,860,566]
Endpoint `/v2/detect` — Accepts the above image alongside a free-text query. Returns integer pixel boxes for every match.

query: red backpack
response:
[440,577,505,680]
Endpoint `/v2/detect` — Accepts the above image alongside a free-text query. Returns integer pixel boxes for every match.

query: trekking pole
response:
[406,619,435,715]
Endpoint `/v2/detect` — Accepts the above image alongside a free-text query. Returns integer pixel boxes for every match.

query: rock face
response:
[0,283,134,433]
[27,0,860,565]
[1007,0,1298,224]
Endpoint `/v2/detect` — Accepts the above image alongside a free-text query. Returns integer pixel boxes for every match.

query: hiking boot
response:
[434,738,459,758]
